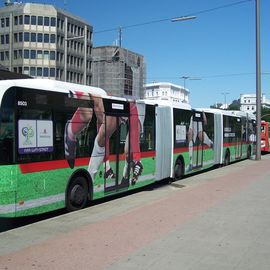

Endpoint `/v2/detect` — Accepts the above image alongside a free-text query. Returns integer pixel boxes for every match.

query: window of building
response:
[43,67,49,77]
[18,49,22,59]
[5,34,9,44]
[50,51,55,60]
[1,35,4,44]
[5,51,9,60]
[44,34,49,43]
[24,15,30,25]
[44,51,49,60]
[50,68,55,78]
[14,16,18,25]
[50,34,55,43]
[37,67,42,76]
[30,50,36,59]
[0,52,4,61]
[24,32,30,42]
[19,32,23,42]
[23,66,29,75]
[37,50,43,59]
[19,15,23,25]
[1,18,4,28]
[24,49,29,59]
[30,67,36,76]
[44,17,49,26]
[38,16,43,26]
[31,32,36,42]
[5,17,9,27]
[31,16,36,25]
[37,33,43,42]
[51,17,56,27]
[14,33,18,43]
[14,50,17,59]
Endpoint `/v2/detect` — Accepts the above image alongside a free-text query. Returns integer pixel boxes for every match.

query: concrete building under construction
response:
[92,46,145,99]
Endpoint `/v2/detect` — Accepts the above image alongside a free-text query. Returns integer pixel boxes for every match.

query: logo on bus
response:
[21,125,34,145]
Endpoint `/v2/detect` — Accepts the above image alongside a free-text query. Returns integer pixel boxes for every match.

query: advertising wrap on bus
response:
[18,119,53,154]
[0,79,256,217]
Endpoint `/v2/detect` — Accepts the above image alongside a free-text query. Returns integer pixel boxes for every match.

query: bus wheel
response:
[66,176,89,212]
[224,151,230,166]
[174,159,183,181]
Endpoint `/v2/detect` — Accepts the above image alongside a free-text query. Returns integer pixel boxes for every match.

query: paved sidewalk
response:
[0,155,270,270]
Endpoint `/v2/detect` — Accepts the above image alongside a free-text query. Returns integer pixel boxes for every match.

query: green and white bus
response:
[0,79,256,217]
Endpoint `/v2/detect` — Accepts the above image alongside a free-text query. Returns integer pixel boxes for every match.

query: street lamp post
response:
[180,76,201,90]
[221,92,229,109]
[180,76,189,89]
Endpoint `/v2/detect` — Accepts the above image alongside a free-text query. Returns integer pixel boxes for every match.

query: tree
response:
[261,106,270,122]
[228,99,240,110]
[210,103,223,109]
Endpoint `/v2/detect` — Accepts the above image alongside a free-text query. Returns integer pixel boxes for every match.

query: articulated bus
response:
[261,120,270,152]
[0,79,256,217]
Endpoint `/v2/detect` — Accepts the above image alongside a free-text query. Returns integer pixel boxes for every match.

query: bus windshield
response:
[0,89,15,165]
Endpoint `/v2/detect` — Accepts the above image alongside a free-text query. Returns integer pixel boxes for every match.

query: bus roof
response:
[0,79,107,103]
[139,99,192,110]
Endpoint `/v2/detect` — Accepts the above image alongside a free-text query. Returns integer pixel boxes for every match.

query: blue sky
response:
[17,0,270,107]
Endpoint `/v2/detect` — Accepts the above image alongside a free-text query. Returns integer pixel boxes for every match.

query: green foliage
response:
[261,107,270,122]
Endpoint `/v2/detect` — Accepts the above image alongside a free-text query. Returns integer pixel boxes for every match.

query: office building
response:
[0,1,92,85]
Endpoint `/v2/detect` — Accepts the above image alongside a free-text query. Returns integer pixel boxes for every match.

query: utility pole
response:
[255,0,261,160]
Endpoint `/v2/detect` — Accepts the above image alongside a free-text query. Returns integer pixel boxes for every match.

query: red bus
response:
[261,121,270,152]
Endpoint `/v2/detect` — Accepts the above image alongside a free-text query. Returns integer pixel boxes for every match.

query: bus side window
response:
[140,105,155,152]
[16,108,53,163]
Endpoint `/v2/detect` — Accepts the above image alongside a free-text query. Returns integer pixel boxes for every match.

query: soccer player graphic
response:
[64,91,144,186]
[187,111,213,171]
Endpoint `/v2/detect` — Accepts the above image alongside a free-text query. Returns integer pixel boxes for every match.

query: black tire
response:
[66,176,89,212]
[224,151,230,166]
[174,159,183,181]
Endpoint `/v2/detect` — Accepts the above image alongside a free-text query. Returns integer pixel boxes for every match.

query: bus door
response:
[191,111,204,169]
[102,99,130,193]
[235,117,243,159]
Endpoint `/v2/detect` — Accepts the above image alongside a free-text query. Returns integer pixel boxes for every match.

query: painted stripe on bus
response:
[0,193,65,214]
[19,151,156,174]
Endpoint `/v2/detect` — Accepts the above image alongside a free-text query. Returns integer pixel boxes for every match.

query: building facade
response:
[240,93,270,113]
[144,82,189,104]
[0,2,92,85]
[91,46,145,99]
